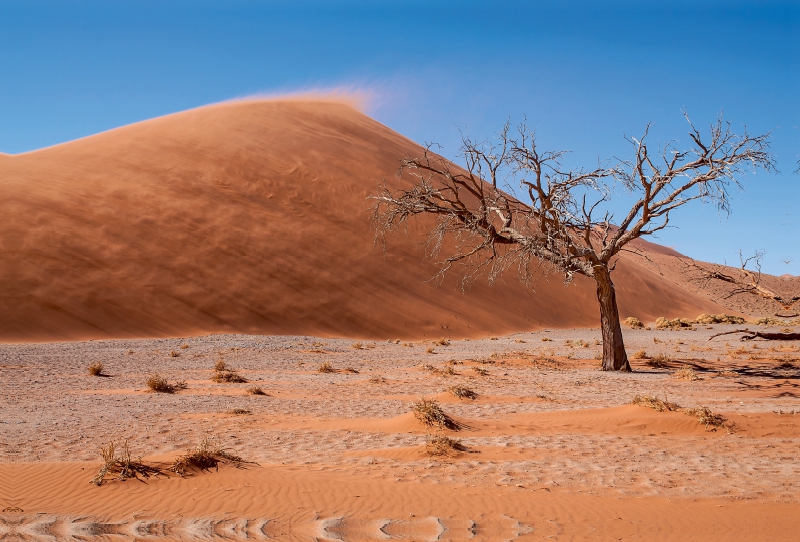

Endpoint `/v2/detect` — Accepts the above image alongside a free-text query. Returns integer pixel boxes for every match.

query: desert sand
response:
[2,99,799,540]
[2,326,800,540]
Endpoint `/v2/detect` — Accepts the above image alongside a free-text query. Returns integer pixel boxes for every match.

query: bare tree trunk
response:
[594,264,631,371]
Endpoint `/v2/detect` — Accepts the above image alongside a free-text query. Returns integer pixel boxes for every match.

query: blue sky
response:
[1,0,798,274]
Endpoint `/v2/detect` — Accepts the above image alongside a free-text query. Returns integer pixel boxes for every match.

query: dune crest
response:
[0,100,728,341]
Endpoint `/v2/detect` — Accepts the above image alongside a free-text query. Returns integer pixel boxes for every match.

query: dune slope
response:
[0,100,727,341]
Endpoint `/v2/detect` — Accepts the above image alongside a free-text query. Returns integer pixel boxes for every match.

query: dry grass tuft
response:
[448,385,478,400]
[90,440,161,486]
[425,435,470,456]
[625,317,644,329]
[318,361,335,373]
[344,367,360,374]
[351,342,364,350]
[246,386,267,395]
[631,394,680,412]
[426,347,436,354]
[716,369,739,378]
[369,375,387,384]
[228,408,251,415]
[412,398,465,431]
[472,367,489,376]
[685,406,732,432]
[170,434,243,476]
[146,374,187,393]
[214,359,227,372]
[632,350,649,360]
[541,337,552,342]
[169,350,180,358]
[434,338,451,346]
[87,362,105,376]
[180,344,189,349]
[696,313,745,325]
[673,365,699,381]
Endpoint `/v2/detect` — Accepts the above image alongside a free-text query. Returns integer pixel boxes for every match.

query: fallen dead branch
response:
[709,329,800,341]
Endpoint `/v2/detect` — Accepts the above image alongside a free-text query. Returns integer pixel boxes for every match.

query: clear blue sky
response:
[1,0,798,274]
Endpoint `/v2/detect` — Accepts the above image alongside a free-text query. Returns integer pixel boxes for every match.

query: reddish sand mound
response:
[0,99,728,341]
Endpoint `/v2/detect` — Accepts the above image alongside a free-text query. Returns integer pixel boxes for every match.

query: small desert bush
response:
[655,317,693,330]
[169,350,180,358]
[425,435,469,456]
[412,398,465,430]
[146,374,187,393]
[90,440,161,486]
[632,350,649,360]
[180,344,189,349]
[344,366,360,374]
[214,359,227,372]
[228,408,251,415]
[434,338,450,346]
[318,361,335,373]
[87,362,105,376]
[625,317,645,329]
[695,313,745,325]
[246,386,267,395]
[646,353,670,368]
[351,342,364,350]
[685,406,731,432]
[514,339,526,343]
[541,337,552,342]
[170,434,243,476]
[631,394,680,412]
[673,365,699,381]
[369,375,387,384]
[426,347,436,354]
[211,370,247,383]
[448,385,478,400]
[472,367,489,376]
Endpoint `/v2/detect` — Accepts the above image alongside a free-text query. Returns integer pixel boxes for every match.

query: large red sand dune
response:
[0,99,729,341]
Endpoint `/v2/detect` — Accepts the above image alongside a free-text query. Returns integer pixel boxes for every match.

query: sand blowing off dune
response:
[0,98,729,342]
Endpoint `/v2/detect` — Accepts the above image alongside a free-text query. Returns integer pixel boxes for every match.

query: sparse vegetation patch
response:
[632,394,680,412]
[90,440,161,486]
[448,385,478,400]
[170,434,244,476]
[412,398,465,431]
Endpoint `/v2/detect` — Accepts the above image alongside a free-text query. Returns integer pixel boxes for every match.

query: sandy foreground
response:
[2,325,799,540]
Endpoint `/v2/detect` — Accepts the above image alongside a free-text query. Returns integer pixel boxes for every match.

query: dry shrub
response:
[673,365,699,381]
[625,317,645,329]
[169,350,180,358]
[655,317,693,330]
[369,375,387,384]
[146,374,186,393]
[344,367,360,374]
[90,440,161,486]
[716,369,738,378]
[422,364,455,376]
[228,408,251,415]
[212,370,247,383]
[352,342,364,350]
[632,350,649,360]
[87,362,105,376]
[685,406,732,432]
[448,385,478,400]
[412,399,465,431]
[246,386,267,395]
[631,394,680,412]
[646,353,670,368]
[472,367,489,376]
[170,434,243,476]
[541,337,552,342]
[214,359,227,372]
[426,347,436,354]
[514,339,526,343]
[318,361,335,373]
[425,435,470,456]
[434,338,451,346]
[180,344,189,349]
[695,313,745,325]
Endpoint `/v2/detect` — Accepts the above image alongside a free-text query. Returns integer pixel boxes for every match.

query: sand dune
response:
[0,99,730,342]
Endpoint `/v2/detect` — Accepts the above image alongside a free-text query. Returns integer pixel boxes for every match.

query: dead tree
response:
[684,251,800,317]
[372,112,774,371]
